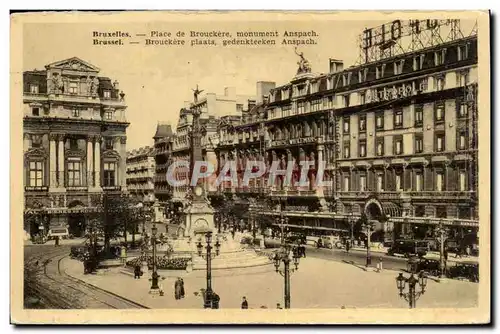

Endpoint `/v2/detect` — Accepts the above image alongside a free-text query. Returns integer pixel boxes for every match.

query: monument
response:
[183,85,215,237]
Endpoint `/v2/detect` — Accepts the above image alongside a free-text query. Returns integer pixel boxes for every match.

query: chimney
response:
[329,59,344,73]
[256,81,276,104]
[113,80,119,90]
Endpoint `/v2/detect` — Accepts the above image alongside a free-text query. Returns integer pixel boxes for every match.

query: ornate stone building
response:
[126,146,155,203]
[23,57,129,238]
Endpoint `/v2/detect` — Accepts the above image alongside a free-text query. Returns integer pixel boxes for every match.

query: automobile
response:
[445,239,461,253]
[70,246,88,260]
[447,263,479,282]
[417,258,442,276]
[285,234,306,245]
[47,227,69,240]
[387,239,428,258]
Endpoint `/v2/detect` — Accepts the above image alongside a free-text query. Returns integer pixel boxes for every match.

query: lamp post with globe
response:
[196,228,221,308]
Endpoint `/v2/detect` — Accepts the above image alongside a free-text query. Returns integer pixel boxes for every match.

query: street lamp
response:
[435,220,449,278]
[277,211,289,245]
[348,211,355,247]
[197,230,221,309]
[362,220,376,267]
[149,221,160,293]
[250,210,257,240]
[396,271,428,308]
[272,244,300,309]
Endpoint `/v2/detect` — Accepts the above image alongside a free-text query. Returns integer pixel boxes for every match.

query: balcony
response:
[24,186,48,192]
[405,191,475,201]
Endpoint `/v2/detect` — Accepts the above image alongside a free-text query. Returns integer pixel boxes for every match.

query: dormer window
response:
[434,49,447,66]
[458,43,469,61]
[394,60,404,75]
[69,82,78,94]
[376,65,385,79]
[29,84,39,94]
[413,54,424,71]
[103,90,111,99]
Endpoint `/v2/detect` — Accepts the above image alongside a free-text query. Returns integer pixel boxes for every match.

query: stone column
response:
[316,144,324,196]
[49,134,57,191]
[94,136,102,190]
[120,137,127,190]
[57,134,65,190]
[87,136,94,188]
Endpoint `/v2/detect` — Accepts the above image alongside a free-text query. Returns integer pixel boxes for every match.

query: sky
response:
[21,13,477,151]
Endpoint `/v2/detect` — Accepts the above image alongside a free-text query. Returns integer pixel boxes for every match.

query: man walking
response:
[241,296,248,309]
[134,264,141,279]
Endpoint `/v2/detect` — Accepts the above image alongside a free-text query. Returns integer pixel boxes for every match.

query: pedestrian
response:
[345,240,350,254]
[465,245,471,257]
[301,245,306,258]
[241,296,248,309]
[174,277,181,300]
[212,292,220,309]
[444,248,449,261]
[231,228,236,240]
[54,235,60,247]
[276,303,283,309]
[377,257,383,273]
[134,264,141,279]
[180,278,185,298]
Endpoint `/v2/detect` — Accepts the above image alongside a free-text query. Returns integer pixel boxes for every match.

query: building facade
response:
[158,21,479,245]
[23,57,129,238]
[126,146,155,203]
[153,122,174,206]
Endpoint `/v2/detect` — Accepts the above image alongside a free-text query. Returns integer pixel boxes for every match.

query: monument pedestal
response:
[183,201,215,237]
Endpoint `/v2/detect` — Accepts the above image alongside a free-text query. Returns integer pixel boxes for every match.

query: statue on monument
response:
[295,47,312,74]
[192,84,204,104]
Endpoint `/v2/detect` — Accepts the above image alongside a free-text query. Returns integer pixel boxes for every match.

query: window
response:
[105,111,113,120]
[30,84,39,94]
[359,114,366,132]
[435,50,445,66]
[413,54,424,71]
[459,171,467,191]
[435,172,444,191]
[103,162,116,187]
[69,82,78,94]
[415,172,423,191]
[458,103,468,118]
[359,92,366,105]
[29,161,43,187]
[69,139,78,150]
[435,76,445,91]
[435,133,445,152]
[415,134,423,153]
[457,71,469,87]
[435,104,444,123]
[458,131,467,150]
[343,143,350,159]
[310,99,322,112]
[458,44,469,61]
[376,137,384,156]
[394,109,403,128]
[394,60,404,75]
[297,101,305,114]
[104,138,113,150]
[375,113,384,130]
[395,173,402,191]
[376,174,384,192]
[103,90,111,98]
[343,117,350,134]
[343,95,350,108]
[359,140,366,157]
[458,207,470,219]
[359,174,367,191]
[32,107,40,116]
[343,175,350,191]
[394,137,403,155]
[415,105,423,126]
[376,65,385,79]
[282,105,291,117]
[323,96,334,109]
[72,108,80,117]
[67,160,81,186]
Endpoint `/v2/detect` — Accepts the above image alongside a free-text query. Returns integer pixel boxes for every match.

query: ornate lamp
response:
[205,231,212,244]
[151,224,158,237]
[214,237,221,256]
[396,273,405,296]
[197,240,203,257]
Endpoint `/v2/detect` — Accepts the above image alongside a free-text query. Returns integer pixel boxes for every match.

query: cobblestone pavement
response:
[63,255,478,309]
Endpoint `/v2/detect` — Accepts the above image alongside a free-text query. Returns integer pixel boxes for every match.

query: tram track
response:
[25,245,149,309]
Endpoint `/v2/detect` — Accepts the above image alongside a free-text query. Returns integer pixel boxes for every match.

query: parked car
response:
[447,263,479,282]
[387,239,428,258]
[417,258,442,276]
[445,239,461,253]
[47,227,69,240]
[285,234,306,245]
[70,246,88,260]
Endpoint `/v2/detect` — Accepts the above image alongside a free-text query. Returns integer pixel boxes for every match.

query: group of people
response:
[241,296,284,309]
[174,277,185,300]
